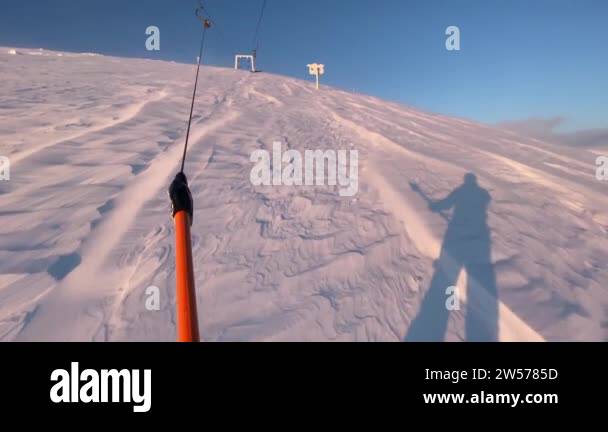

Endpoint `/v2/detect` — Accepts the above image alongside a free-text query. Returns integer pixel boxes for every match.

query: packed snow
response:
[0,47,606,341]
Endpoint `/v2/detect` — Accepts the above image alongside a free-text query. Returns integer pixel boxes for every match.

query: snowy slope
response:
[1,47,606,341]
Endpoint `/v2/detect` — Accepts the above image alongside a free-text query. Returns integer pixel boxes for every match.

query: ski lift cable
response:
[251,0,267,52]
[180,5,212,174]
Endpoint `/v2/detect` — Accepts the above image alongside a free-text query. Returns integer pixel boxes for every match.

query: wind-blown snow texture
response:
[1,48,606,341]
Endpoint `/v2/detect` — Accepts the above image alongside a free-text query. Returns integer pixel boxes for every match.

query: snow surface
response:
[0,47,606,341]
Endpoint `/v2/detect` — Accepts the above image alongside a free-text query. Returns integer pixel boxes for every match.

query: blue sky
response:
[1,0,606,132]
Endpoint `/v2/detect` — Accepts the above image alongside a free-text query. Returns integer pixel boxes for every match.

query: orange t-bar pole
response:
[173,210,199,342]
[170,172,200,342]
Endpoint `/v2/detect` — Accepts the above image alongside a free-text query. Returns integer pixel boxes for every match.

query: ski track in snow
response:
[10,90,170,166]
[0,47,607,341]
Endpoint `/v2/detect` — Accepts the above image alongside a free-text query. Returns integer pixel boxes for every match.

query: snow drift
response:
[0,48,606,341]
